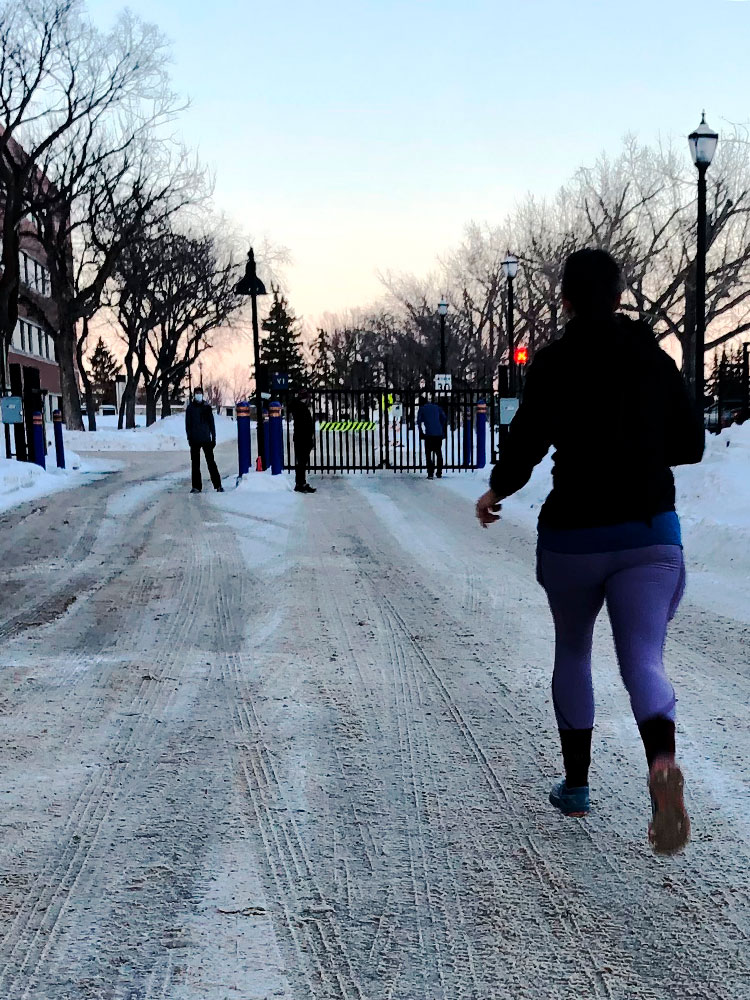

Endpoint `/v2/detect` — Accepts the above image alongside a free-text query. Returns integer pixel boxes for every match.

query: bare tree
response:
[112,222,243,425]
[0,0,189,427]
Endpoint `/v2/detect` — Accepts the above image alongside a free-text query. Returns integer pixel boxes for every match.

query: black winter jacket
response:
[185,401,216,447]
[489,315,705,529]
[290,398,314,444]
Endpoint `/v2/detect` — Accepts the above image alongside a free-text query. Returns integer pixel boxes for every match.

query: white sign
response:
[499,397,519,425]
[434,374,452,391]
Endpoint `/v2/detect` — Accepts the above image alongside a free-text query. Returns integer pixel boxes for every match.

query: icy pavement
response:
[0,451,748,999]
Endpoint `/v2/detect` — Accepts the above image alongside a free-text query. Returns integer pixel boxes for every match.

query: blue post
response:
[32,411,46,469]
[237,401,251,477]
[462,405,473,468]
[475,399,487,469]
[269,400,284,475]
[53,409,65,469]
[263,408,270,471]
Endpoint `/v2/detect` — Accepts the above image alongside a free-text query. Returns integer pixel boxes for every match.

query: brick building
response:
[1,133,66,462]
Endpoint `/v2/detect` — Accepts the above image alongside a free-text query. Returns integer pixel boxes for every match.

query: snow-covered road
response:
[0,453,748,999]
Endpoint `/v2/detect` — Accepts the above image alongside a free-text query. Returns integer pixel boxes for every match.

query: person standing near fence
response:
[417,396,448,479]
[185,387,224,494]
[291,389,316,494]
[475,249,704,855]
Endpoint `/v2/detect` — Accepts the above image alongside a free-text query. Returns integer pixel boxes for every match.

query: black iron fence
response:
[279,387,495,474]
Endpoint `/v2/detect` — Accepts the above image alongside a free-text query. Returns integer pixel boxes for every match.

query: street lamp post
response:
[438,298,448,373]
[502,253,519,396]
[688,113,719,414]
[235,248,268,468]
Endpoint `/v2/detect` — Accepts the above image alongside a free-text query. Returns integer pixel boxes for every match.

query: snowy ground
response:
[0,449,119,515]
[64,412,237,452]
[0,443,748,999]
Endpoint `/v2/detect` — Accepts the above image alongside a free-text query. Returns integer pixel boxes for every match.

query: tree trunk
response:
[145,385,157,426]
[85,385,97,432]
[57,315,84,431]
[160,379,172,418]
[76,319,97,432]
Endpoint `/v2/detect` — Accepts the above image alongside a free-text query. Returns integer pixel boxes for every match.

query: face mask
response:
[194,393,203,403]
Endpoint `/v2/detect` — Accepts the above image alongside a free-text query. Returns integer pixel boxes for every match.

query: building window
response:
[20,321,27,352]
[38,329,43,355]
[18,250,50,297]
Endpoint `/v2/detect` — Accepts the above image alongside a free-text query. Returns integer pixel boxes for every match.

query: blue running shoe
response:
[549,780,590,817]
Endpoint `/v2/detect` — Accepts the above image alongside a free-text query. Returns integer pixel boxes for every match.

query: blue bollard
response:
[32,411,46,469]
[236,401,251,477]
[269,400,284,475]
[53,409,65,469]
[263,408,270,471]
[475,399,487,469]
[462,405,473,468]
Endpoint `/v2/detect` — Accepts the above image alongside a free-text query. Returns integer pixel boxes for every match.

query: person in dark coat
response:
[290,389,316,494]
[185,387,223,493]
[476,249,704,855]
[417,396,448,478]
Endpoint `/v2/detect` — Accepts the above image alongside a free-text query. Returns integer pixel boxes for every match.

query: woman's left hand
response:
[476,489,502,528]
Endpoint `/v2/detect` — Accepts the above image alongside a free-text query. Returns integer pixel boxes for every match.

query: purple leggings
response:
[537,545,685,730]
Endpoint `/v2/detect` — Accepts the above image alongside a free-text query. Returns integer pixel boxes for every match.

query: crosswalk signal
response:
[514,346,529,366]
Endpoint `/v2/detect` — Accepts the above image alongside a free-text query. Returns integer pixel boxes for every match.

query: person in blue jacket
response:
[417,396,448,479]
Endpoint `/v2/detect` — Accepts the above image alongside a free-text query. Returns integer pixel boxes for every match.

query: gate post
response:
[53,410,65,469]
[32,412,46,469]
[237,401,251,477]
[269,400,283,475]
[476,399,487,469]
[263,408,270,470]
[462,403,473,468]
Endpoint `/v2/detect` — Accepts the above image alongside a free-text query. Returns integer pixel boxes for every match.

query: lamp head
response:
[689,112,719,168]
[437,298,448,317]
[502,252,519,280]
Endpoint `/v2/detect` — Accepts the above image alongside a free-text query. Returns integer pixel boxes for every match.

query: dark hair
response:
[561,249,623,317]
[194,386,204,394]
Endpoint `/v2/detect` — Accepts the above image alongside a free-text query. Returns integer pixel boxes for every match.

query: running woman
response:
[476,249,704,855]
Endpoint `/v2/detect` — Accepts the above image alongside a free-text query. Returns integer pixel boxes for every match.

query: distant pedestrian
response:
[417,396,448,479]
[475,249,704,855]
[291,389,316,494]
[185,387,223,493]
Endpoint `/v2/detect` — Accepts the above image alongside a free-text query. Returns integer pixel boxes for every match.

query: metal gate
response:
[282,387,494,474]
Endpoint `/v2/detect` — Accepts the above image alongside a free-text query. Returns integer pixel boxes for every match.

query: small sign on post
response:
[1,396,23,424]
[499,398,520,425]
[434,374,452,392]
[271,373,289,391]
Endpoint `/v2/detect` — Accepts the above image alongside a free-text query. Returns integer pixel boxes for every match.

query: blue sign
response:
[271,373,289,390]
[1,396,23,424]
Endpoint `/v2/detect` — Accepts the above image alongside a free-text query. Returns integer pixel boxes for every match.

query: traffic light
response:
[514,346,529,366]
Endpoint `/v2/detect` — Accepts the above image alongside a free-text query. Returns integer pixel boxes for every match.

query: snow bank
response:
[445,423,750,621]
[0,449,117,514]
[64,413,237,453]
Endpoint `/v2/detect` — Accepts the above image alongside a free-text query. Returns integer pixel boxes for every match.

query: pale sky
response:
[88,0,750,326]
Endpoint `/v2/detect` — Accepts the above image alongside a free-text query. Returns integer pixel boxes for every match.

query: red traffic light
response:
[514,346,529,365]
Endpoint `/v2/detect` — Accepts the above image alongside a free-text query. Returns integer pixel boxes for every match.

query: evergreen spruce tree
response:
[311,328,335,387]
[259,287,308,391]
[88,337,120,405]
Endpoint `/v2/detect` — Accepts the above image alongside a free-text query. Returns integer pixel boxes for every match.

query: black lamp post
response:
[502,253,519,395]
[688,113,718,414]
[438,298,448,372]
[235,248,268,467]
